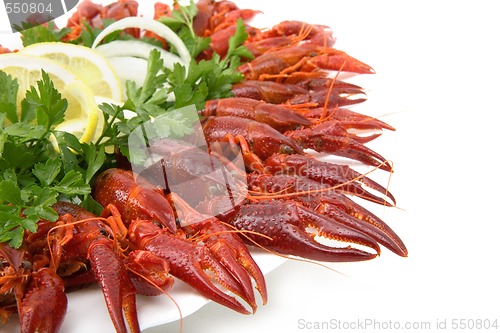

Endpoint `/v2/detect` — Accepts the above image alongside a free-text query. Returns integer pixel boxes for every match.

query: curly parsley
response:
[0,0,253,248]
[0,71,104,248]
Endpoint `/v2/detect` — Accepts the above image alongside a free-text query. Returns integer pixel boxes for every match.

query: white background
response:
[1,0,500,332]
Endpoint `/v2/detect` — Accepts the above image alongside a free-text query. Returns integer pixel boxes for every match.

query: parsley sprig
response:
[159,0,209,59]
[160,0,254,103]
[1,0,253,249]
[169,17,253,105]
[94,49,199,161]
[95,3,253,159]
[0,71,104,248]
[18,21,71,46]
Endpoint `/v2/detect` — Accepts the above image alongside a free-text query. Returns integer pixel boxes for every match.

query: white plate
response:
[0,0,416,333]
[1,250,285,332]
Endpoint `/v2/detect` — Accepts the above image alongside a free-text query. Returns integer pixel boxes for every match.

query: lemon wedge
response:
[0,53,101,145]
[21,42,123,101]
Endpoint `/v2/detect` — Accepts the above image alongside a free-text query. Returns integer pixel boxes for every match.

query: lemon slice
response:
[0,53,78,107]
[0,53,102,145]
[58,81,101,143]
[49,82,103,152]
[21,42,123,101]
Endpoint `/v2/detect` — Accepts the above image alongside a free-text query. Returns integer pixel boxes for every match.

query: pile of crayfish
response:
[0,0,407,332]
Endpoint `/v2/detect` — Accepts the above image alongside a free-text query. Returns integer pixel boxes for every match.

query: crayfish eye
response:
[280,145,295,155]
[99,229,108,237]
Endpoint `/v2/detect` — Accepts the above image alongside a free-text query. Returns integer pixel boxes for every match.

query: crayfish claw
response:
[308,48,376,74]
[331,195,407,256]
[229,200,380,262]
[19,268,67,333]
[354,170,396,206]
[128,220,252,314]
[190,218,268,309]
[302,107,396,132]
[248,173,406,256]
[264,154,396,206]
[171,193,268,309]
[299,194,407,257]
[197,241,255,314]
[88,240,140,333]
[288,129,392,172]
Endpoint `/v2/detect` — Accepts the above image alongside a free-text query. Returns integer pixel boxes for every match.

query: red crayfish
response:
[0,0,407,332]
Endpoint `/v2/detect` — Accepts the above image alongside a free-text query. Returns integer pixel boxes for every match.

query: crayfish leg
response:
[124,250,174,296]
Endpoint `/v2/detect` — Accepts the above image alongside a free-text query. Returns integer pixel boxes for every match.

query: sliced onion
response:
[107,56,148,86]
[95,40,184,71]
[91,17,191,69]
[107,56,175,102]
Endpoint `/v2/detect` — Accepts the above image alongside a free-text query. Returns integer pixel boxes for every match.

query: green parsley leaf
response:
[0,69,100,248]
[33,159,61,187]
[52,171,89,196]
[25,71,67,128]
[0,71,18,123]
[18,21,71,47]
[158,0,210,58]
[82,143,106,183]
[0,178,23,205]
[0,0,255,249]
[223,19,255,67]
